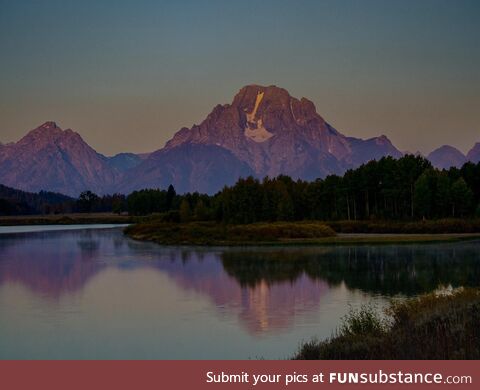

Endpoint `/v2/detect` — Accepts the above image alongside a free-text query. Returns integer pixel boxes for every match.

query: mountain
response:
[1,85,406,195]
[0,122,120,196]
[467,143,480,164]
[117,143,254,194]
[106,152,146,172]
[346,135,402,166]
[165,85,403,178]
[119,85,402,193]
[427,145,467,169]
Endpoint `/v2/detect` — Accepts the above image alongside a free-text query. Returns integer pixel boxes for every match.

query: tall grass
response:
[293,288,480,359]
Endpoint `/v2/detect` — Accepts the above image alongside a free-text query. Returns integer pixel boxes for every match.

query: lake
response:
[0,226,479,359]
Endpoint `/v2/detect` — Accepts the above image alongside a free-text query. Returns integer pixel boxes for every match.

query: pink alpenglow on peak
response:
[0,122,121,196]
[0,85,417,195]
[151,84,403,193]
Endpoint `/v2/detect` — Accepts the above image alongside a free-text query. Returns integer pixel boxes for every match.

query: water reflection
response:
[149,251,330,334]
[0,230,105,297]
[221,245,480,296]
[0,228,479,347]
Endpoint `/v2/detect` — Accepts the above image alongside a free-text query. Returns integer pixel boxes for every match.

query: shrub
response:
[339,304,387,337]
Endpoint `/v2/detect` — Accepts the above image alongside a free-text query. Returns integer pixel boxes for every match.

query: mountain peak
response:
[467,142,480,163]
[374,135,391,145]
[230,84,322,139]
[1,86,406,196]
[428,145,466,169]
[27,121,64,138]
[232,84,295,109]
[162,84,402,186]
[235,84,316,105]
[0,121,120,196]
[23,122,85,143]
[438,144,460,151]
[40,121,58,129]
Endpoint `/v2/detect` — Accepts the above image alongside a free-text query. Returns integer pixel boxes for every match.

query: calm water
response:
[0,226,479,359]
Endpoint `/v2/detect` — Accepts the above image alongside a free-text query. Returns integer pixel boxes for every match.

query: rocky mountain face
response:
[467,143,480,164]
[3,85,476,196]
[106,153,146,172]
[162,85,402,184]
[117,143,254,194]
[0,122,120,196]
[427,145,467,169]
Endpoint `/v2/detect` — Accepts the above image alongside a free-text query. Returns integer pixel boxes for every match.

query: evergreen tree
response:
[414,172,433,219]
[166,184,176,210]
[276,182,294,221]
[77,191,100,213]
[194,199,208,221]
[435,173,451,218]
[179,199,191,222]
[398,155,432,218]
[451,178,473,217]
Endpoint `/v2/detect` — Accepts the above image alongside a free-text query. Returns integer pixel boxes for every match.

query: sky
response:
[0,0,479,156]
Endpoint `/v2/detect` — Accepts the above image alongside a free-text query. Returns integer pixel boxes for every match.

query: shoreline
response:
[124,220,480,246]
[2,216,480,245]
[293,288,480,360]
[0,224,129,235]
[0,213,136,226]
[126,233,480,247]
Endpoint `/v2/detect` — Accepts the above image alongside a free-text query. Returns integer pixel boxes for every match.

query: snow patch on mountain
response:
[244,91,274,143]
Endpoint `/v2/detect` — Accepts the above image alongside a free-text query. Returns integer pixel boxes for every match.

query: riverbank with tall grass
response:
[294,288,480,360]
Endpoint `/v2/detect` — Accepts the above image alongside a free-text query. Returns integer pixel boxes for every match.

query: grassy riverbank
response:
[294,288,480,359]
[326,219,480,234]
[0,213,136,226]
[124,219,480,246]
[5,213,480,244]
[125,221,336,245]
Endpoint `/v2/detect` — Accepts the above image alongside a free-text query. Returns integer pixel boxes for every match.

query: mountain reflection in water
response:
[0,227,479,358]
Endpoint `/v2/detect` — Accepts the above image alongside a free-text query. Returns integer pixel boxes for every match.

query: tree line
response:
[0,185,127,216]
[127,155,480,222]
[2,155,480,221]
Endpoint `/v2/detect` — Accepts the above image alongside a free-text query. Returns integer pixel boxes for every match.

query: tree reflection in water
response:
[221,243,480,296]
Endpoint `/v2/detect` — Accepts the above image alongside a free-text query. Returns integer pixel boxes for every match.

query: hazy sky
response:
[1,0,479,156]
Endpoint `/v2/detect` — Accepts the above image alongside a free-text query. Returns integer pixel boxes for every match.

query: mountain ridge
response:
[427,145,467,170]
[467,143,480,164]
[0,122,120,196]
[143,84,403,190]
[1,85,478,195]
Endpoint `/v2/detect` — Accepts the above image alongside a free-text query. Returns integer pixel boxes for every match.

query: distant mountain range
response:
[0,85,478,196]
[427,143,480,169]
